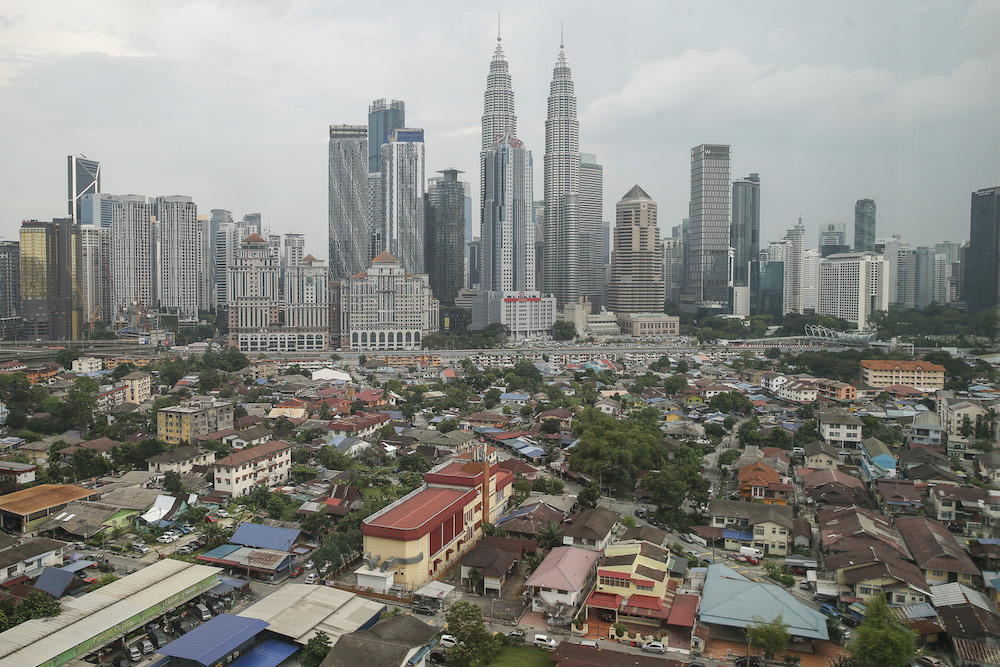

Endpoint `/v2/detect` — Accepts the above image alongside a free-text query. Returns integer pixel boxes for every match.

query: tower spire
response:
[498,13,501,42]
[560,21,564,49]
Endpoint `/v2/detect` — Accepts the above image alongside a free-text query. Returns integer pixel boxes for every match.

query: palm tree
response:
[537,521,564,550]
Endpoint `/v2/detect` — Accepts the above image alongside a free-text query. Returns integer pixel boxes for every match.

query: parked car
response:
[506,629,524,644]
[305,573,317,584]
[140,639,155,654]
[841,615,860,627]
[216,509,230,518]
[819,603,841,618]
[600,610,616,622]
[439,635,460,649]
[156,535,174,544]
[133,543,150,554]
[128,645,142,662]
[290,566,304,577]
[208,600,224,615]
[580,640,597,648]
[532,635,558,651]
[634,508,646,518]
[916,656,943,667]
[414,605,438,616]
[799,581,811,590]
[734,657,762,667]
[641,641,665,654]
[304,561,315,569]
[176,545,194,555]
[204,516,218,523]
[428,651,446,664]
[179,525,193,534]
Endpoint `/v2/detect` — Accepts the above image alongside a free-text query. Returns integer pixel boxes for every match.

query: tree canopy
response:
[849,593,917,667]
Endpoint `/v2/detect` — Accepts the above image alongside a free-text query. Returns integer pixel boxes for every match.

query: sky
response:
[0,0,998,258]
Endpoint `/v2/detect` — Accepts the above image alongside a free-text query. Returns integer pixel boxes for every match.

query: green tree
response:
[466,567,482,593]
[621,515,636,528]
[663,374,688,395]
[552,321,576,341]
[746,614,790,664]
[54,347,83,369]
[443,601,502,667]
[436,418,459,433]
[301,512,332,539]
[849,593,916,667]
[537,521,564,550]
[301,630,332,667]
[71,448,110,479]
[163,470,185,494]
[577,484,601,509]
[718,449,740,467]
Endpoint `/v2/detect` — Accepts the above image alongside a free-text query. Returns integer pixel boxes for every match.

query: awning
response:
[585,591,623,610]
[60,560,96,573]
[230,638,298,667]
[414,580,455,599]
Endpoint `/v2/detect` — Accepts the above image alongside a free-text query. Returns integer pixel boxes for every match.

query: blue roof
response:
[231,523,300,552]
[159,615,269,665]
[34,567,76,598]
[519,446,545,458]
[230,638,298,667]
[61,560,97,573]
[722,529,753,541]
[500,392,529,400]
[202,544,242,560]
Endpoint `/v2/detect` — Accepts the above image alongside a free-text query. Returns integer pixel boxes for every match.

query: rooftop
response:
[525,546,600,592]
[214,440,291,468]
[0,484,97,516]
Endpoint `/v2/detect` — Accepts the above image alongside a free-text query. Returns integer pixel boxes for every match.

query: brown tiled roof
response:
[563,507,619,541]
[896,516,980,576]
[861,360,946,372]
[214,440,291,467]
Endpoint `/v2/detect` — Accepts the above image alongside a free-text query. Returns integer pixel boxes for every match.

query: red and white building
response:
[212,440,292,497]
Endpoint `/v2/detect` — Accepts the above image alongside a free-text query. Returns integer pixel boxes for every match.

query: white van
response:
[740,546,765,559]
[195,603,211,621]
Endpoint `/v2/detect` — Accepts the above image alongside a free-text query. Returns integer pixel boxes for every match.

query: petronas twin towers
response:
[473,28,603,336]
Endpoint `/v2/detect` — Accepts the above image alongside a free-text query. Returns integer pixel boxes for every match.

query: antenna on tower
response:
[497,13,501,42]
[560,21,564,49]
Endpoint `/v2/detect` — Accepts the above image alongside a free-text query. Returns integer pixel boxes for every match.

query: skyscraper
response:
[80,224,111,324]
[731,173,760,288]
[19,218,83,340]
[781,220,806,315]
[111,195,154,324]
[607,185,664,314]
[212,209,236,310]
[897,246,936,309]
[579,153,604,309]
[854,198,876,252]
[380,128,426,273]
[328,125,370,281]
[966,186,1000,315]
[368,99,405,173]
[228,233,280,352]
[78,193,116,229]
[542,40,581,309]
[67,156,101,223]
[819,222,849,257]
[156,195,201,318]
[425,168,467,306]
[0,240,20,334]
[284,253,329,350]
[818,252,888,330]
[682,144,731,312]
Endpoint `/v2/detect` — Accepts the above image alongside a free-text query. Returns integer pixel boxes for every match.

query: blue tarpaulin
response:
[159,615,269,665]
[229,638,298,667]
[722,529,754,541]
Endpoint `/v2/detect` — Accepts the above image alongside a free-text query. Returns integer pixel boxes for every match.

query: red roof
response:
[586,591,623,610]
[362,487,474,541]
[667,594,698,627]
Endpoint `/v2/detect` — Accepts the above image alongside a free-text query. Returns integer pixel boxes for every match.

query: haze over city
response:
[1,0,998,250]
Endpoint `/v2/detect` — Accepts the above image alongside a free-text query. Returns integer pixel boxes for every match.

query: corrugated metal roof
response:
[231,523,300,552]
[160,614,268,664]
[238,584,384,645]
[0,559,221,666]
[229,638,298,667]
[33,567,76,598]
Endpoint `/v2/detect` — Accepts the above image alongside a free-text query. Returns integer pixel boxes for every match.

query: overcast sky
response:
[1,0,998,257]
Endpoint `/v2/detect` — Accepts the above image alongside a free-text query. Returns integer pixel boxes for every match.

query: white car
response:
[216,509,230,518]
[641,641,665,654]
[156,535,173,543]
[305,573,318,584]
[532,635,558,650]
[439,635,459,649]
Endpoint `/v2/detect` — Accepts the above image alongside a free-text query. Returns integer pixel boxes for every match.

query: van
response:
[149,627,169,649]
[195,603,211,622]
[740,546,764,560]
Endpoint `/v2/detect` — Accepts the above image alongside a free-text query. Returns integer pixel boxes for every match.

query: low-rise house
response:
[459,536,532,594]
[524,546,600,618]
[585,539,674,628]
[803,440,839,469]
[930,582,1000,648]
[561,507,620,551]
[936,393,1000,456]
[814,379,858,402]
[930,485,989,532]
[896,516,980,587]
[826,546,930,605]
[876,479,924,515]
[818,410,863,449]
[777,380,818,403]
[817,505,909,557]
[222,426,274,451]
[708,499,792,556]
[0,461,37,486]
[859,437,897,480]
[122,371,152,404]
[146,446,216,474]
[903,411,945,451]
[736,462,790,504]
[322,614,439,667]
[327,413,389,439]
[37,501,137,540]
[0,537,67,584]
[801,468,875,508]
[0,484,101,532]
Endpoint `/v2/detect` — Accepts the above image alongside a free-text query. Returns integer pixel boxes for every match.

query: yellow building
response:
[156,398,234,445]
[860,360,946,390]
[359,457,513,590]
[586,540,674,627]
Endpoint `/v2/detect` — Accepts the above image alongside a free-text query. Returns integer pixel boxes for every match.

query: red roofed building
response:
[327,413,390,439]
[737,462,791,505]
[860,360,946,390]
[360,450,514,589]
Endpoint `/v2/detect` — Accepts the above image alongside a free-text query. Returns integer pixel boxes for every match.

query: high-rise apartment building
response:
[663,231,684,307]
[283,234,305,268]
[368,99,405,173]
[425,169,466,306]
[67,156,101,223]
[111,195,154,325]
[818,252,888,330]
[966,186,1000,315]
[328,125,370,282]
[19,218,84,340]
[156,195,201,319]
[228,234,280,352]
[781,221,806,315]
[212,210,237,310]
[682,144,732,312]
[875,235,911,306]
[731,173,760,288]
[750,260,784,320]
[0,241,20,334]
[334,251,438,351]
[284,254,329,350]
[380,128,426,273]
[78,193,116,229]
[801,249,820,313]
[897,246,936,309]
[80,224,111,325]
[854,198,877,252]
[579,153,604,308]
[542,42,581,309]
[607,185,664,314]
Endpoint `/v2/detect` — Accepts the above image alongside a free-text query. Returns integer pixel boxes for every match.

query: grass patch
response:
[489,645,551,667]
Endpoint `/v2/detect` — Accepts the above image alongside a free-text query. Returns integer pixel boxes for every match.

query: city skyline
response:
[0,2,997,252]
